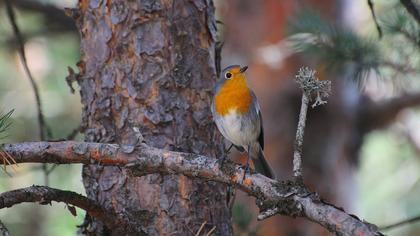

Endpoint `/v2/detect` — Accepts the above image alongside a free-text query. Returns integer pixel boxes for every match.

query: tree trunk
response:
[74,0,232,235]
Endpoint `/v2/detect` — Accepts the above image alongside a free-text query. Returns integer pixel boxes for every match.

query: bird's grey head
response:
[219,65,248,81]
[214,65,248,92]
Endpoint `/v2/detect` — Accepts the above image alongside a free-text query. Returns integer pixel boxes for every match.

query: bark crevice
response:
[74,0,232,235]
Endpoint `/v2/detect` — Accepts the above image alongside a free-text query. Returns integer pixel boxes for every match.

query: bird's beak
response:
[239,66,248,73]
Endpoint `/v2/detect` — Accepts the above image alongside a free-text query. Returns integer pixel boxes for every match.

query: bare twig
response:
[380,214,420,231]
[5,0,53,184]
[215,41,224,77]
[66,125,81,140]
[205,226,216,236]
[65,67,78,94]
[5,0,50,141]
[293,68,331,183]
[257,207,279,220]
[1,141,382,236]
[293,93,309,183]
[400,0,420,25]
[195,221,207,236]
[367,0,383,38]
[42,164,49,185]
[0,220,10,236]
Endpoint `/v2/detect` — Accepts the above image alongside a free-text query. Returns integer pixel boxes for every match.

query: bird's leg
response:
[226,144,234,154]
[220,143,233,167]
[242,146,251,181]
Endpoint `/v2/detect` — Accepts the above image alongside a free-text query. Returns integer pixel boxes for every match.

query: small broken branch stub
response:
[292,67,331,183]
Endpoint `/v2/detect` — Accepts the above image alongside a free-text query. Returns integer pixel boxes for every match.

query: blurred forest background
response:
[0,0,420,235]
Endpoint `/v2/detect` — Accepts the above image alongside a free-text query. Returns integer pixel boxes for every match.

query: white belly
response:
[215,109,259,147]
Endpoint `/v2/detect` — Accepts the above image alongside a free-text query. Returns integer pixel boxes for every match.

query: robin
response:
[212,65,275,179]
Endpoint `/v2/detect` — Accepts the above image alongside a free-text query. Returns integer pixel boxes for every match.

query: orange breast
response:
[214,76,252,116]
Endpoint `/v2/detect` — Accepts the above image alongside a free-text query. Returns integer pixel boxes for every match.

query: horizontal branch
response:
[1,141,383,236]
[0,185,120,230]
[359,92,420,132]
[11,0,77,33]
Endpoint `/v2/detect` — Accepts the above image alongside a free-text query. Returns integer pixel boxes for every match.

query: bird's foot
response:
[242,164,251,182]
[219,153,228,167]
[219,144,233,168]
[225,144,234,154]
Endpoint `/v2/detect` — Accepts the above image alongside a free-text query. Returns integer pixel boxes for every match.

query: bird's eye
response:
[225,72,232,79]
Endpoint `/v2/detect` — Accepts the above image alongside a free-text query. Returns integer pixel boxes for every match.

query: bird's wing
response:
[258,109,264,150]
[251,91,264,150]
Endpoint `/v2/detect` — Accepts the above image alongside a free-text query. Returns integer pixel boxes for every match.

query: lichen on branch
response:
[295,67,331,107]
[293,67,331,182]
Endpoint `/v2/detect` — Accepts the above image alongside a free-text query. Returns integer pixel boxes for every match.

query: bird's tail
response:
[250,143,275,179]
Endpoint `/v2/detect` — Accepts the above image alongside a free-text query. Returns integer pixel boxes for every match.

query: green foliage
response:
[232,203,253,232]
[286,5,420,87]
[381,6,420,47]
[358,130,420,236]
[286,10,382,83]
[0,110,13,140]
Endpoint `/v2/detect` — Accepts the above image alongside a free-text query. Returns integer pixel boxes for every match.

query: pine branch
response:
[381,6,420,47]
[0,220,10,236]
[0,110,13,139]
[286,11,381,82]
[1,140,382,236]
[0,110,17,176]
[400,0,420,25]
[359,92,420,132]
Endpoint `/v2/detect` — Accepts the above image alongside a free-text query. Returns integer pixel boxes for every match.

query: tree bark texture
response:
[73,0,231,235]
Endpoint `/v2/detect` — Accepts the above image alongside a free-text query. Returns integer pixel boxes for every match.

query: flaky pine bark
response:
[71,0,231,235]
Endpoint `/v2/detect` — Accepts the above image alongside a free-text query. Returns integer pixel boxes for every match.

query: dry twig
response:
[293,67,331,182]
[367,0,383,38]
[4,0,53,184]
